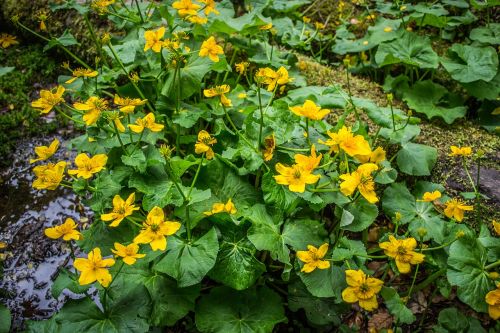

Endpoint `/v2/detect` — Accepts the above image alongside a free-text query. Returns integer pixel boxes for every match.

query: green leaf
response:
[0,303,11,333]
[51,268,90,298]
[441,44,499,83]
[462,71,500,100]
[331,237,367,263]
[121,149,147,173]
[78,221,137,256]
[44,30,80,51]
[433,307,487,333]
[0,66,14,76]
[375,31,439,69]
[397,142,437,176]
[341,198,378,232]
[104,40,138,65]
[470,23,500,45]
[161,55,212,99]
[154,228,219,287]
[262,172,299,214]
[297,262,345,298]
[447,237,494,312]
[380,287,416,324]
[282,219,328,251]
[195,286,286,333]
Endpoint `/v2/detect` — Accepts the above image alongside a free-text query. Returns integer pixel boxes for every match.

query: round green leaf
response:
[297,262,345,298]
[470,23,500,45]
[441,44,499,83]
[0,304,11,333]
[396,142,437,176]
[341,198,378,232]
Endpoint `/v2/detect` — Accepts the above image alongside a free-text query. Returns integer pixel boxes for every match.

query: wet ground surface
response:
[0,134,92,330]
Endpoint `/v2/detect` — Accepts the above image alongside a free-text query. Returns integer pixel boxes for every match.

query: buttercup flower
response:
[486,286,500,320]
[493,220,500,236]
[235,62,249,75]
[91,0,115,14]
[195,130,217,159]
[263,133,276,161]
[33,161,66,190]
[289,100,330,120]
[296,243,330,273]
[30,139,60,164]
[199,0,219,15]
[199,36,224,62]
[444,198,473,222]
[204,198,237,216]
[144,27,165,52]
[449,146,472,157]
[128,113,164,133]
[172,0,200,16]
[114,95,147,113]
[418,190,442,202]
[319,126,371,157]
[133,207,181,251]
[73,96,109,126]
[0,33,19,48]
[101,193,139,227]
[314,22,325,30]
[342,269,383,311]
[31,86,65,114]
[355,146,386,164]
[204,85,232,107]
[294,145,322,172]
[73,248,115,287]
[111,242,145,265]
[274,163,320,193]
[379,236,425,274]
[258,66,292,92]
[65,68,98,84]
[188,15,208,24]
[68,153,108,179]
[339,163,379,204]
[44,218,82,241]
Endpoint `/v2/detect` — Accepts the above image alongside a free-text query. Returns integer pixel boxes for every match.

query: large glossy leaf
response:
[381,287,416,324]
[396,142,437,176]
[341,198,378,232]
[0,304,10,333]
[297,262,345,299]
[161,55,213,99]
[441,44,499,83]
[470,23,500,45]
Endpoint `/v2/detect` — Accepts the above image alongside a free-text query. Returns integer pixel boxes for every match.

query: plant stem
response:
[112,122,127,154]
[134,0,145,23]
[406,263,420,303]
[257,85,264,148]
[103,261,124,314]
[83,14,108,67]
[485,260,500,271]
[187,154,204,199]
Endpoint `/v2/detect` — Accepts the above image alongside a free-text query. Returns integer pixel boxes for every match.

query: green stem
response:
[103,261,125,314]
[84,14,108,67]
[188,154,204,199]
[305,119,311,146]
[112,121,127,154]
[406,263,420,303]
[485,260,500,271]
[55,107,85,125]
[257,85,264,148]
[134,0,145,23]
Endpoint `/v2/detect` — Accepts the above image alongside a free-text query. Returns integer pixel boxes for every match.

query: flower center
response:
[293,169,302,179]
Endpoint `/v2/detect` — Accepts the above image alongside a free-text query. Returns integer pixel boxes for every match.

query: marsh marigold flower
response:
[486,286,500,320]
[204,198,237,216]
[195,130,217,159]
[204,84,232,107]
[342,269,383,311]
[296,243,330,273]
[144,27,165,52]
[319,126,371,157]
[44,218,82,241]
[379,236,425,274]
[339,163,379,204]
[65,68,98,84]
[111,242,145,265]
[33,161,66,190]
[263,133,276,161]
[101,193,139,227]
[355,146,386,164]
[274,163,320,193]
[199,0,219,15]
[30,139,59,164]
[68,153,107,179]
[260,23,273,30]
[0,33,19,48]
[134,207,181,251]
[31,86,65,114]
[444,198,473,222]
[449,145,472,157]
[257,66,292,92]
[114,95,147,113]
[235,62,249,75]
[294,145,322,172]
[172,0,200,16]
[418,190,441,202]
[73,96,108,126]
[289,100,330,120]
[73,248,115,287]
[91,0,115,14]
[128,113,164,133]
[188,15,208,25]
[493,220,500,236]
[199,36,224,62]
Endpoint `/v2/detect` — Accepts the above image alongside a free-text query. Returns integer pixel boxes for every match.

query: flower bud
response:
[489,272,500,280]
[455,230,465,239]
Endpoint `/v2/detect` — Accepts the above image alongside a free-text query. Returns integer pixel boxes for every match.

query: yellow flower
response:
[133,207,181,251]
[30,139,60,164]
[111,242,146,265]
[260,23,273,30]
[199,0,219,15]
[0,33,19,48]
[383,26,393,32]
[101,193,139,227]
[314,22,326,30]
[319,126,371,157]
[444,198,473,222]
[289,100,330,120]
[199,36,224,62]
[44,218,82,241]
[274,163,320,193]
[342,269,383,311]
[68,153,108,179]
[235,61,250,75]
[263,133,276,161]
[355,146,386,164]
[128,113,164,133]
[203,85,232,107]
[91,0,115,14]
[113,95,147,113]
[144,27,165,53]
[339,163,379,204]
[73,96,109,126]
[296,243,330,273]
[493,220,500,236]
[379,236,425,274]
[294,144,322,172]
[65,68,98,84]
[31,86,65,114]
[32,161,66,190]
[195,130,217,160]
[188,15,208,25]
[486,286,500,320]
[258,66,292,92]
[449,146,472,157]
[302,16,311,23]
[417,190,442,202]
[238,93,247,99]
[204,198,237,216]
[73,248,115,287]
[172,0,200,16]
